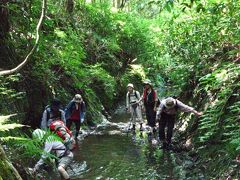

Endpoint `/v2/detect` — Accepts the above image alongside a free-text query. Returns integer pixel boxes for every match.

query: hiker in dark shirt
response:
[156,97,203,149]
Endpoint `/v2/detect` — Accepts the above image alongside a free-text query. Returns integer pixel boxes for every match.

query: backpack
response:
[46,106,62,122]
[128,91,139,103]
[49,120,76,151]
[128,91,140,110]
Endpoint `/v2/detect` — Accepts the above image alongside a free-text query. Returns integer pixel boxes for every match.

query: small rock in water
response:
[96,175,103,180]
[152,139,158,145]
[108,130,122,135]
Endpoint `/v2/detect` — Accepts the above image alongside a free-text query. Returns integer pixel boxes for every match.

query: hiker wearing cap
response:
[29,129,73,179]
[65,94,86,139]
[156,97,203,149]
[126,83,143,131]
[41,99,66,129]
[140,79,158,128]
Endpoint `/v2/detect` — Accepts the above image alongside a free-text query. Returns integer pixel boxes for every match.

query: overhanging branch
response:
[0,0,46,76]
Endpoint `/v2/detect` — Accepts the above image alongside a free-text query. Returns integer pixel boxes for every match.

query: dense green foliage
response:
[134,0,240,177]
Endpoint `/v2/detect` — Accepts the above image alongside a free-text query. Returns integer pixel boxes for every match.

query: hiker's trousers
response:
[130,104,143,124]
[145,105,156,127]
[158,112,176,143]
[66,119,81,138]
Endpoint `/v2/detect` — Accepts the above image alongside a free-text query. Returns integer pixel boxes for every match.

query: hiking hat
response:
[164,97,176,109]
[127,83,134,88]
[32,129,46,141]
[143,79,152,86]
[74,94,82,103]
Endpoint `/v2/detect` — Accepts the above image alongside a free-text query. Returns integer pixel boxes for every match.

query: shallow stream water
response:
[67,105,205,180]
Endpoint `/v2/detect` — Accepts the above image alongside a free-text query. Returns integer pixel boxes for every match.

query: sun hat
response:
[127,83,134,88]
[164,97,176,109]
[143,79,152,86]
[32,129,46,141]
[73,94,82,103]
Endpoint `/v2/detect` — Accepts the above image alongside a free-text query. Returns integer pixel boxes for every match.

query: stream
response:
[65,105,206,180]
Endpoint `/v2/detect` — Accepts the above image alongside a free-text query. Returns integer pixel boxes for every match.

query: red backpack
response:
[49,120,76,150]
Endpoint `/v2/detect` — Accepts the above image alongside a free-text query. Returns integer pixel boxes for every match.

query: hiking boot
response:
[139,123,143,131]
[131,124,136,131]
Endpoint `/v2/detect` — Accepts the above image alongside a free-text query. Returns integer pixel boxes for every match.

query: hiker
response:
[65,94,86,139]
[49,120,76,150]
[126,83,143,131]
[41,99,66,129]
[29,129,73,179]
[140,79,158,130]
[156,97,203,149]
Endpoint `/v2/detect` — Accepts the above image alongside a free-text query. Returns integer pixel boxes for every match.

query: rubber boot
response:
[75,131,79,139]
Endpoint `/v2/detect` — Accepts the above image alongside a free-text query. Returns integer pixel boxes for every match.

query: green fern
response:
[0,115,25,132]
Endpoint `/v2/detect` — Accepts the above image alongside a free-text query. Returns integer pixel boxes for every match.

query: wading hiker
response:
[41,99,66,129]
[139,79,158,135]
[65,94,86,139]
[29,129,73,179]
[156,97,203,149]
[126,83,143,131]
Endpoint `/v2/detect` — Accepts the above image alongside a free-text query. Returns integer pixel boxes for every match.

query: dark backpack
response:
[46,106,62,122]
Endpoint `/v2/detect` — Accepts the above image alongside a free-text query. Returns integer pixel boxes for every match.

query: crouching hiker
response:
[30,129,73,179]
[41,99,66,129]
[156,97,203,150]
[65,94,86,139]
[126,83,143,131]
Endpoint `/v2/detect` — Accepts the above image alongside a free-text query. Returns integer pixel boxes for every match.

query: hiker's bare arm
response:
[192,109,203,116]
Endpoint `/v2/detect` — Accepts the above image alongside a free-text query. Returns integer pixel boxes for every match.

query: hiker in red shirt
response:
[65,94,86,139]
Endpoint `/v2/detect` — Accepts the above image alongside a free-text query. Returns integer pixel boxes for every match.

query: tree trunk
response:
[66,0,74,13]
[117,0,121,8]
[0,0,10,40]
[0,145,22,179]
[0,0,13,69]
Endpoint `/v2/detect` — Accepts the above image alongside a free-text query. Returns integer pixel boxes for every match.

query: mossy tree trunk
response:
[0,145,22,180]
